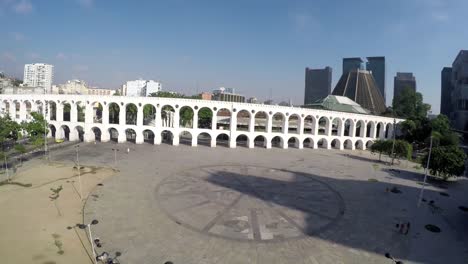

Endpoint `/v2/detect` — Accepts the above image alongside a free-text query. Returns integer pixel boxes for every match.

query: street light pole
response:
[417,135,433,207]
[75,145,83,200]
[44,99,49,161]
[390,118,396,165]
[78,219,99,264]
[4,154,9,182]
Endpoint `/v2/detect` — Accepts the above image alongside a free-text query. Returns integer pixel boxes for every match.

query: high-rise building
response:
[332,69,386,114]
[393,72,416,100]
[440,67,453,117]
[366,57,386,101]
[342,58,363,75]
[448,50,468,131]
[121,79,161,97]
[23,63,54,93]
[304,67,332,105]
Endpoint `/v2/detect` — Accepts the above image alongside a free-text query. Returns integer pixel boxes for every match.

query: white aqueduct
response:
[0,94,403,150]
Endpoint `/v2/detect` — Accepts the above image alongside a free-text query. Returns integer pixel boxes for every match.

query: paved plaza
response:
[49,142,468,264]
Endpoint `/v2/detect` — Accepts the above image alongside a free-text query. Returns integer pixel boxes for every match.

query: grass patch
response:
[52,234,64,255]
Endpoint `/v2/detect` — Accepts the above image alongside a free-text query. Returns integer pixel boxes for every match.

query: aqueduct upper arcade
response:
[0,94,403,150]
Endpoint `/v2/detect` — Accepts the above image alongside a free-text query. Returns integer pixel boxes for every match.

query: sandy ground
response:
[0,159,115,264]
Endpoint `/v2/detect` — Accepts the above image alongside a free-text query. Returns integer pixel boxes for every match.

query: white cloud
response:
[77,0,93,8]
[13,0,32,14]
[56,52,67,60]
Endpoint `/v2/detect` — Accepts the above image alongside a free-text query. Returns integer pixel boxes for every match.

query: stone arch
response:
[331,138,341,150]
[344,119,354,137]
[331,117,342,136]
[143,104,156,126]
[355,120,365,137]
[254,111,268,132]
[179,106,194,128]
[198,107,213,129]
[303,115,315,135]
[108,127,119,142]
[91,127,102,142]
[254,135,266,148]
[216,108,231,130]
[61,101,72,122]
[75,101,85,122]
[272,113,285,133]
[2,100,11,116]
[366,140,374,149]
[366,121,375,138]
[271,135,284,148]
[385,123,393,139]
[125,128,137,143]
[303,138,314,149]
[179,130,193,146]
[197,132,211,147]
[344,139,353,149]
[288,114,300,134]
[236,110,250,132]
[74,126,84,142]
[288,136,300,148]
[318,117,330,135]
[376,122,384,138]
[317,138,328,149]
[23,100,32,120]
[161,130,174,144]
[108,102,120,124]
[236,134,249,148]
[60,125,70,140]
[91,101,103,123]
[161,105,175,128]
[49,101,57,121]
[355,139,364,150]
[216,133,229,147]
[34,100,44,116]
[49,124,57,138]
[143,129,155,144]
[13,100,20,119]
[125,103,138,125]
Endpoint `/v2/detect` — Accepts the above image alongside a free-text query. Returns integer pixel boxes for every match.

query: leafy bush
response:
[421,145,466,179]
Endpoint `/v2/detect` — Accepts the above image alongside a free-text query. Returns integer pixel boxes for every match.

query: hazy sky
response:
[1,0,467,113]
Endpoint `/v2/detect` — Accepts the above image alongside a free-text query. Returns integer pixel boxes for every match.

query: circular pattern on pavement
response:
[156,165,345,242]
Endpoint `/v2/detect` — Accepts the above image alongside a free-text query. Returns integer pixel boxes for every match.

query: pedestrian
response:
[399,222,405,234]
[405,222,411,235]
[127,147,130,154]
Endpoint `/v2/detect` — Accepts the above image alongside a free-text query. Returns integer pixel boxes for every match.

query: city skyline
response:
[1,0,468,113]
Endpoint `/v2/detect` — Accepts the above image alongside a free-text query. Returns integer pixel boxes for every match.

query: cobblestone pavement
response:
[51,142,468,264]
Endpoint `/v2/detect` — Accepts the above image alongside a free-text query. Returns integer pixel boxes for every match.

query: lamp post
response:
[44,97,49,161]
[74,145,83,200]
[78,219,99,264]
[417,135,433,207]
[111,148,119,168]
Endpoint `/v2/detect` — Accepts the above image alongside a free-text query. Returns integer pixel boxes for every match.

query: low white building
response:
[53,80,89,94]
[121,79,161,97]
[3,86,45,94]
[88,87,116,96]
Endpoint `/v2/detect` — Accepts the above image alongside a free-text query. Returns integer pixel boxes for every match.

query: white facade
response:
[53,80,89,94]
[23,63,54,93]
[0,94,403,150]
[88,87,116,96]
[122,79,161,97]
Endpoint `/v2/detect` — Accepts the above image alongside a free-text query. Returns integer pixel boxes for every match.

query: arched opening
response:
[34,101,44,116]
[254,111,268,132]
[344,139,353,149]
[331,139,341,149]
[303,115,315,134]
[197,132,211,147]
[198,107,213,129]
[14,101,20,119]
[24,101,32,120]
[161,105,175,128]
[92,127,102,142]
[385,123,392,139]
[92,102,103,123]
[49,124,56,138]
[376,122,383,138]
[254,135,266,148]
[366,121,374,138]
[179,106,194,128]
[318,117,329,135]
[62,102,71,122]
[161,130,174,144]
[60,125,70,141]
[109,128,119,142]
[216,133,229,147]
[288,114,300,134]
[355,120,365,137]
[49,101,57,121]
[344,119,353,137]
[143,104,156,126]
[216,108,231,130]
[331,118,342,136]
[2,101,10,116]
[179,131,192,146]
[126,128,137,143]
[288,137,299,148]
[236,134,249,148]
[366,140,373,149]
[318,138,328,149]
[271,113,285,133]
[355,140,364,150]
[126,103,138,125]
[108,103,120,124]
[271,136,283,148]
[74,126,84,142]
[303,138,314,148]
[76,101,85,122]
[143,129,155,144]
[236,110,250,131]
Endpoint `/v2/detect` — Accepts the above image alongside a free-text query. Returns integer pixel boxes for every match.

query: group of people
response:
[395,222,410,235]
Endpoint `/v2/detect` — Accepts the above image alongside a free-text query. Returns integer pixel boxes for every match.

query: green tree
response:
[126,104,138,125]
[392,87,431,119]
[421,145,466,179]
[370,140,392,161]
[14,144,27,165]
[0,115,21,151]
[22,112,48,146]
